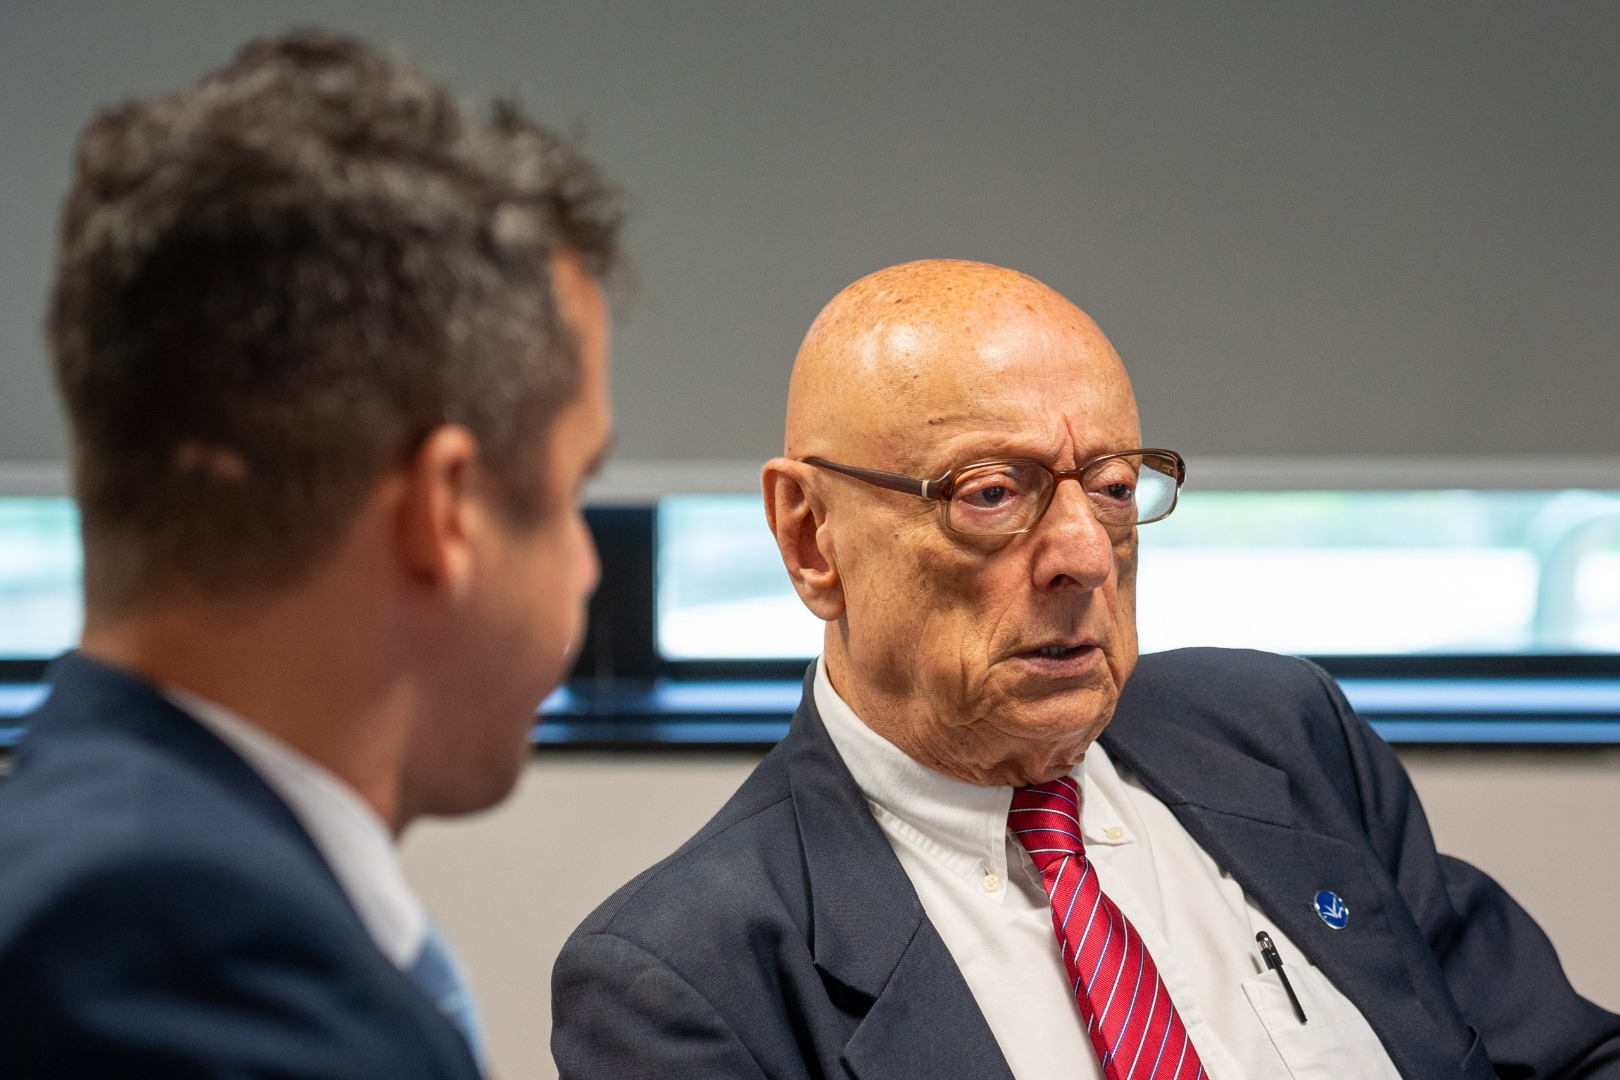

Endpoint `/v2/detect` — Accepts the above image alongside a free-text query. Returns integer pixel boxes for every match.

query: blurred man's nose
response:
[581,518,602,598]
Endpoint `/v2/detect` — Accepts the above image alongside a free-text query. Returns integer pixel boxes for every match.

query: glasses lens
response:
[946,461,1053,535]
[1085,453,1181,525]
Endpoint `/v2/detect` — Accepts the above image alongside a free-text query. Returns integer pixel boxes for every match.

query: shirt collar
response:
[815,657,1026,883]
[814,658,1136,886]
[163,685,428,968]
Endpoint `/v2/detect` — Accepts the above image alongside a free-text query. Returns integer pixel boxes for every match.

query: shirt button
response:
[1104,827,1125,841]
[982,872,1003,893]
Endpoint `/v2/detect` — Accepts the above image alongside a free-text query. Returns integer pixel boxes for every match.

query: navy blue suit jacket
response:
[552,648,1620,1079]
[0,653,481,1079]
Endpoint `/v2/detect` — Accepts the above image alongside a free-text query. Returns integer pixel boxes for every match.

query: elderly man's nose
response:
[1031,479,1114,590]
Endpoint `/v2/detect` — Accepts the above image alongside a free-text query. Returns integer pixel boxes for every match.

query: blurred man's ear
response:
[395,424,483,602]
[763,459,845,621]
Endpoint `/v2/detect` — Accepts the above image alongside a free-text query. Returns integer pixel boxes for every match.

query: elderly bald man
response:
[553,262,1620,1080]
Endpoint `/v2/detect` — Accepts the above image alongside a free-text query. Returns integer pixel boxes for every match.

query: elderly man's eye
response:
[958,477,1027,510]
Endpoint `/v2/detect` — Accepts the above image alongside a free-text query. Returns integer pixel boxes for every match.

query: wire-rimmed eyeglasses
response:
[802,449,1186,537]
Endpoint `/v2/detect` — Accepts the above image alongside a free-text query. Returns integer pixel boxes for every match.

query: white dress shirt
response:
[164,686,429,969]
[814,658,1400,1080]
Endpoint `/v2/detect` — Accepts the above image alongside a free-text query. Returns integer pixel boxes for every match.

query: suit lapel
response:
[839,922,1017,1080]
[32,652,353,907]
[785,686,1015,1080]
[1099,705,1478,1079]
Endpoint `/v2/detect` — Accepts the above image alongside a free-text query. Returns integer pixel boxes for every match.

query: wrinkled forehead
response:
[788,264,1139,472]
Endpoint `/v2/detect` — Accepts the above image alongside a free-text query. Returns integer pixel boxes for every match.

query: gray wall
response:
[3,2,1619,464]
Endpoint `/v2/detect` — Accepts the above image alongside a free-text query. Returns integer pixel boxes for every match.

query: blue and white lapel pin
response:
[1313,889,1349,929]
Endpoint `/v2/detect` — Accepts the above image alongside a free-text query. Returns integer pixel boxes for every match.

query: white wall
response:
[402,746,1620,1080]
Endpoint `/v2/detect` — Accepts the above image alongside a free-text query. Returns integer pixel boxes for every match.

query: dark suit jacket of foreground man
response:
[553,648,1620,1080]
[0,655,481,1079]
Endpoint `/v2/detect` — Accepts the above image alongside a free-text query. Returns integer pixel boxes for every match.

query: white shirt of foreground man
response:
[168,687,487,1063]
[167,687,430,967]
[815,659,1400,1080]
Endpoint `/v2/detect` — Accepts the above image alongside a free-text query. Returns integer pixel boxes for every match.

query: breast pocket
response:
[1242,963,1401,1080]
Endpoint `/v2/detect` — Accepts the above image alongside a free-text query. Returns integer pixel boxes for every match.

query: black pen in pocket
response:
[1257,931,1308,1024]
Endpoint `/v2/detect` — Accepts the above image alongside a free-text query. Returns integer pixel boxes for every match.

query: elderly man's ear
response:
[763,459,845,622]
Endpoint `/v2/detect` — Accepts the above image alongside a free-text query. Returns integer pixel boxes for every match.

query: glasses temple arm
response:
[802,457,933,499]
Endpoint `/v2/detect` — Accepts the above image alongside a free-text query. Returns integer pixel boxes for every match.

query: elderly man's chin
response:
[953,678,1123,787]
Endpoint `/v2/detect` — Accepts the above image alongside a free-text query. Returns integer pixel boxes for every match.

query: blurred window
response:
[656,490,1620,661]
[0,499,81,659]
[6,489,1620,664]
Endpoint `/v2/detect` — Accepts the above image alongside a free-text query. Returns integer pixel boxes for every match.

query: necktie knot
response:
[1010,776,1086,871]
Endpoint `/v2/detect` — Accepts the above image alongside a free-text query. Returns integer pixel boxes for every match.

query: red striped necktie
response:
[1010,777,1206,1080]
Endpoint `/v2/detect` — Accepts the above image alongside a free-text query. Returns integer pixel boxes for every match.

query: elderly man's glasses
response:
[803,449,1186,537]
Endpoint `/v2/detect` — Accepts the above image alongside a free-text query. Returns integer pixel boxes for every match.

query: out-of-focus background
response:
[3,4,1618,1077]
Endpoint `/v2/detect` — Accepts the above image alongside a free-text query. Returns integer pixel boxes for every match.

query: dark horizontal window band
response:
[0,659,50,682]
[10,670,1620,750]
[531,670,1620,747]
[6,717,1620,753]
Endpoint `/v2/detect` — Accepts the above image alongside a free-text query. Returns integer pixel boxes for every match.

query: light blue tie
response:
[407,921,486,1072]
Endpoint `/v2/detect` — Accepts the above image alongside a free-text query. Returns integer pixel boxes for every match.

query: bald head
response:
[784,259,1137,468]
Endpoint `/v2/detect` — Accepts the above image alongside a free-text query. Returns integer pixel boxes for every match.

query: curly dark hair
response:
[49,28,625,611]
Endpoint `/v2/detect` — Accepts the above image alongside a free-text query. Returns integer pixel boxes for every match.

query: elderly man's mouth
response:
[1013,641,1104,677]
